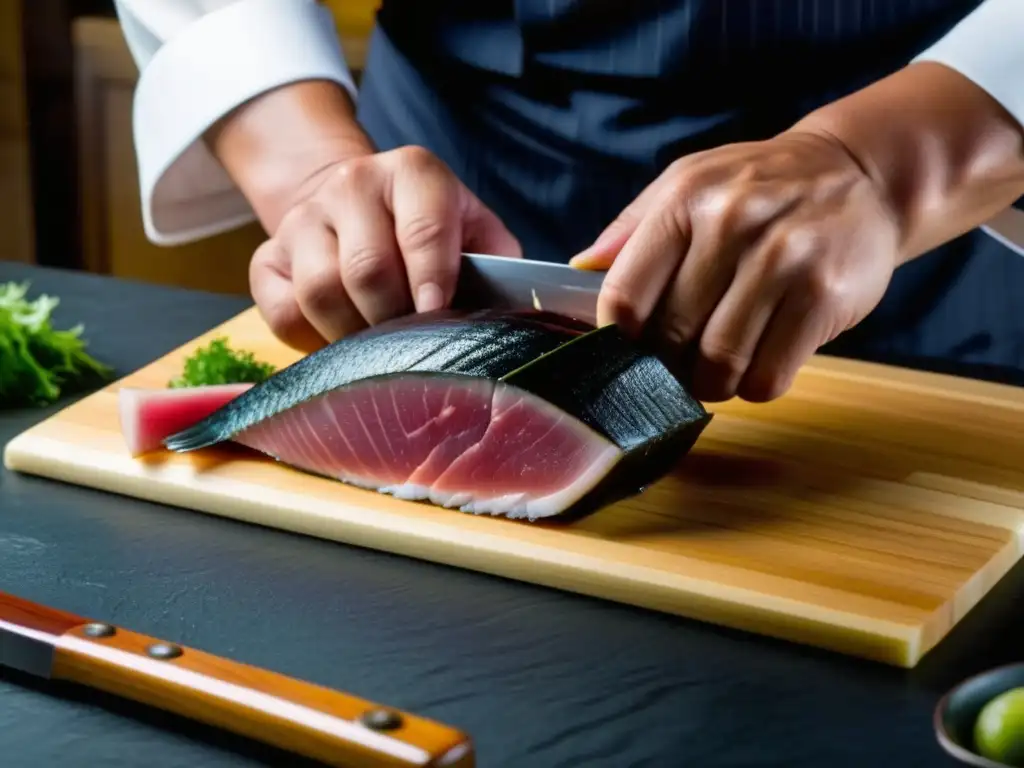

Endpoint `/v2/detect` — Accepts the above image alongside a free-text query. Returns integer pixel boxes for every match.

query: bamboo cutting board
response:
[6,307,1024,668]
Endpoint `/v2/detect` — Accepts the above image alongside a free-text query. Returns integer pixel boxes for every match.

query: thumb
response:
[460,187,523,259]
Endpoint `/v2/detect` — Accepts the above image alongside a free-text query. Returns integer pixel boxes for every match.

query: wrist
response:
[204,79,376,233]
[791,61,1024,264]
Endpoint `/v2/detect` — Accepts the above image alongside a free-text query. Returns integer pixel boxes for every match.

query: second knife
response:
[0,591,473,767]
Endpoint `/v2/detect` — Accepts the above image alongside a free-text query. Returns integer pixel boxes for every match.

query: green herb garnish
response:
[0,281,113,408]
[169,337,276,388]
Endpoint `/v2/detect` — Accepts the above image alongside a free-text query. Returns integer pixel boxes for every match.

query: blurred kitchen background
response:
[0,0,376,295]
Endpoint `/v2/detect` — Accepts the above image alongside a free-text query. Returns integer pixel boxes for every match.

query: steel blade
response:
[453,252,605,325]
[0,619,55,679]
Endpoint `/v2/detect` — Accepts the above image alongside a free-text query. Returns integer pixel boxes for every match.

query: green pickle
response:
[975,687,1024,765]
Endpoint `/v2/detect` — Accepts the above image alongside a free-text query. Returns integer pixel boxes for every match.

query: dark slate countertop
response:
[1,262,1020,767]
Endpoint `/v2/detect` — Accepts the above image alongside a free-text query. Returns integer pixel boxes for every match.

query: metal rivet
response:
[359,708,403,731]
[82,623,116,638]
[146,642,183,660]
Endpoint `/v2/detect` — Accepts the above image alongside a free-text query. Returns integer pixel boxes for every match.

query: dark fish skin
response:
[163,309,593,452]
[162,308,711,519]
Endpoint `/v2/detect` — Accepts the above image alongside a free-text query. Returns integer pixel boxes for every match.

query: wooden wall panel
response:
[0,0,35,265]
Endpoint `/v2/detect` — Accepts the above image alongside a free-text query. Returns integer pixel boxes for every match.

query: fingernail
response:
[416,282,444,313]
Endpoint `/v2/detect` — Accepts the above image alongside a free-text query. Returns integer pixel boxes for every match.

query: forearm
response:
[793,60,1024,265]
[205,80,376,235]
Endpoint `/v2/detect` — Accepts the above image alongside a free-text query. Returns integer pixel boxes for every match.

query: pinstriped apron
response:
[356,0,1024,378]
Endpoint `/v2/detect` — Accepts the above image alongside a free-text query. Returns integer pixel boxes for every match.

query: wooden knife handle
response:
[52,621,474,768]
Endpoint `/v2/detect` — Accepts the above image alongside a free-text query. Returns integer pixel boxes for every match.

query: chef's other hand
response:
[250,145,521,349]
[571,130,899,403]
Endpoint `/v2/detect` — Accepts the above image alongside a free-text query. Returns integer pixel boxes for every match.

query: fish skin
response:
[164,309,593,452]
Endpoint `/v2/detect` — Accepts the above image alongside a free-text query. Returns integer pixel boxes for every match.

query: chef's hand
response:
[570,130,900,403]
[250,146,521,350]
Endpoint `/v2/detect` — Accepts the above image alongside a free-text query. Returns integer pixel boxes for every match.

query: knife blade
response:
[0,591,473,767]
[454,252,606,325]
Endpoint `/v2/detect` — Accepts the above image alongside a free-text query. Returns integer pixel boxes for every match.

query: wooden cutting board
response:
[6,307,1024,668]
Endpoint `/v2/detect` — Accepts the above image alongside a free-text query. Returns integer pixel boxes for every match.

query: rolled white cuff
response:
[133,0,357,246]
[913,0,1024,131]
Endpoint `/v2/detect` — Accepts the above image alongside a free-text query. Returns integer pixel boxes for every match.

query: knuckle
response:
[751,223,824,276]
[398,215,449,252]
[700,337,747,375]
[343,246,394,292]
[666,170,700,204]
[295,267,343,314]
[753,242,804,278]
[731,189,775,227]
[598,280,635,318]
[396,144,439,172]
[660,311,701,349]
[331,156,376,190]
[250,239,283,268]
[597,279,647,334]
[777,223,826,261]
[801,264,846,306]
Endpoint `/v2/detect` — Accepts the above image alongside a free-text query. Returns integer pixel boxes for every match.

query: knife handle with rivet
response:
[0,593,473,767]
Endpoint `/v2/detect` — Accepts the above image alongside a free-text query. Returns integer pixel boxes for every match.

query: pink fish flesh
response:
[118,383,253,457]
[233,375,623,518]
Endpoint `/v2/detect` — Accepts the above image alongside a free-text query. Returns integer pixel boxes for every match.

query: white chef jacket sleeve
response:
[112,0,358,246]
[914,0,1024,258]
[912,0,1024,130]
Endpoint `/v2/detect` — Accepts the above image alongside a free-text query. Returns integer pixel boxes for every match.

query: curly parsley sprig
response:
[169,337,276,388]
[0,281,113,408]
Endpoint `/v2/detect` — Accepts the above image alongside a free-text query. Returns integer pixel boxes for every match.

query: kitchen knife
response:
[0,591,473,767]
[454,252,605,325]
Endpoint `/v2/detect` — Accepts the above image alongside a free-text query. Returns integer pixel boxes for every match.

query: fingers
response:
[256,145,524,347]
[652,222,746,361]
[736,286,829,402]
[333,164,412,325]
[385,148,463,313]
[595,193,691,335]
[249,240,330,353]
[687,221,844,402]
[289,208,367,341]
[688,242,794,401]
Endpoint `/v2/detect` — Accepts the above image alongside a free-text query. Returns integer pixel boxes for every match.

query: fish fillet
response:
[160,309,712,520]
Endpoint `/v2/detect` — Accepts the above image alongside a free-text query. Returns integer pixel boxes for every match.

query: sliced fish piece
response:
[118,382,254,457]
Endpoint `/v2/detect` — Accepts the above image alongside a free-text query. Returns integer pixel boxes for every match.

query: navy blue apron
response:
[355,0,1024,383]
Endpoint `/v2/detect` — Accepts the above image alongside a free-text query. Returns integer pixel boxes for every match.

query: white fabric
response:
[913,0,1024,133]
[912,0,1024,256]
[115,0,1024,251]
[112,0,357,245]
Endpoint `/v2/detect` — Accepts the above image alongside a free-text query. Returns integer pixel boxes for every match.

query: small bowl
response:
[935,662,1024,766]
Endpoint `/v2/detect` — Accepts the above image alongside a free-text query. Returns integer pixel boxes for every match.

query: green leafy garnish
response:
[0,281,113,408]
[169,337,276,388]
